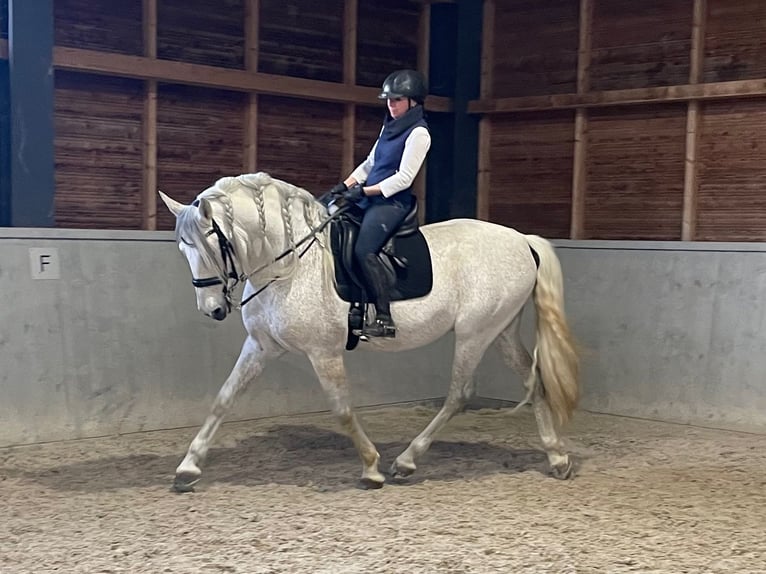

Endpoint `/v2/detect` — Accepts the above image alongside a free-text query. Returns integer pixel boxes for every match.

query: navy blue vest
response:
[364,107,429,207]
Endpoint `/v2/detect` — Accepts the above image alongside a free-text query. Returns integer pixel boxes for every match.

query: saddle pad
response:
[330,223,433,304]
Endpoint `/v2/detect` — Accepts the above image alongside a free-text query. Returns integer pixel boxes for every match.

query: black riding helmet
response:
[378,69,428,105]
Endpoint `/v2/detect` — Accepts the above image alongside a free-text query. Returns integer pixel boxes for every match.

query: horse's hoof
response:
[390,460,416,479]
[173,472,201,493]
[550,459,575,480]
[357,477,385,490]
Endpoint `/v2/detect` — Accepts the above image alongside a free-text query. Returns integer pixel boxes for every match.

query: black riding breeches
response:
[353,201,409,260]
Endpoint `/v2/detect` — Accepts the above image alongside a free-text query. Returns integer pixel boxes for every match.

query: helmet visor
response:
[378,90,405,100]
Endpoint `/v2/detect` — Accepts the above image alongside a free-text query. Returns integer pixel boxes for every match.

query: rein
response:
[193,201,349,310]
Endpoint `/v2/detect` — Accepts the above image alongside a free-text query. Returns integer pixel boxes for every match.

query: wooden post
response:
[142,0,158,230]
[413,1,430,220]
[244,0,259,173]
[341,0,358,182]
[570,0,592,239]
[476,0,494,221]
[682,0,706,241]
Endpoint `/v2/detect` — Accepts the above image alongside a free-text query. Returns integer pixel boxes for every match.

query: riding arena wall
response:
[2,229,764,447]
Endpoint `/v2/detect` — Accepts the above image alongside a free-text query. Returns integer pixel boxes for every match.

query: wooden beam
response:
[143,0,157,59]
[476,118,491,221]
[244,0,259,74]
[51,45,452,111]
[468,78,766,114]
[142,0,157,231]
[683,102,701,241]
[343,0,357,84]
[143,86,158,230]
[570,0,593,239]
[1,39,451,110]
[341,0,358,178]
[244,0,259,173]
[414,1,431,220]
[682,0,707,241]
[576,0,592,95]
[417,3,430,77]
[476,0,494,221]
[479,0,494,98]
[570,112,588,239]
[688,0,706,85]
[244,97,258,173]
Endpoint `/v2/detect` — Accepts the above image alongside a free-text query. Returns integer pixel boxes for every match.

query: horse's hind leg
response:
[497,317,573,479]
[391,333,492,478]
[174,336,273,492]
[307,353,385,489]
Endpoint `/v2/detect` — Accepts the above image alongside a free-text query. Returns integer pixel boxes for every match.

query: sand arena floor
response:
[1,404,764,573]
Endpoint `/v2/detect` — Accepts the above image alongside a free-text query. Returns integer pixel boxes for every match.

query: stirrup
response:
[361,317,396,339]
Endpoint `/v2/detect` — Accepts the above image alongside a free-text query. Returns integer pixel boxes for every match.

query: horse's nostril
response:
[211,307,227,321]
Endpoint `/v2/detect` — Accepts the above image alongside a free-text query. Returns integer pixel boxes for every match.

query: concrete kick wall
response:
[1,231,764,447]
[480,240,766,434]
[0,229,456,448]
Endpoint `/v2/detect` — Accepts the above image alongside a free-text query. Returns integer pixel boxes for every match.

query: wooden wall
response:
[1,0,428,230]
[490,0,578,98]
[475,0,766,241]
[5,0,766,241]
[487,111,574,238]
[54,73,145,229]
[259,0,344,81]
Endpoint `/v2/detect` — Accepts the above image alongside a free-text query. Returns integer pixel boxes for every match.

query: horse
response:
[158,172,580,491]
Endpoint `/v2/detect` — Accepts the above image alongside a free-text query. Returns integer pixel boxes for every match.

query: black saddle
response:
[329,197,433,350]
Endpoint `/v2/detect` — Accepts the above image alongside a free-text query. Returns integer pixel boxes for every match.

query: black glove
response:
[343,183,366,202]
[329,182,348,196]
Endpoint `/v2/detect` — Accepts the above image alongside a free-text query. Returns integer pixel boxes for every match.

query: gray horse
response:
[159,172,580,491]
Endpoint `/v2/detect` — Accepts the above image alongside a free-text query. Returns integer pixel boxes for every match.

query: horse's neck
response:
[228,184,322,278]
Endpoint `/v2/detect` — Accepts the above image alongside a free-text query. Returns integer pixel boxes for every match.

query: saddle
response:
[330,197,433,350]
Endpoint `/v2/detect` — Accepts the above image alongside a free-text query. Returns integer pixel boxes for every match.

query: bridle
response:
[190,218,241,302]
[188,200,348,311]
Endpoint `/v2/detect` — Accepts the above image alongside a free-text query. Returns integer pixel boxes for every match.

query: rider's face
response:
[387,97,411,119]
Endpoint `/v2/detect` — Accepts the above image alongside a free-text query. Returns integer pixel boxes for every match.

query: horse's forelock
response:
[175,204,224,276]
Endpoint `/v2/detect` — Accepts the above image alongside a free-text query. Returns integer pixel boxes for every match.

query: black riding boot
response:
[359,253,396,338]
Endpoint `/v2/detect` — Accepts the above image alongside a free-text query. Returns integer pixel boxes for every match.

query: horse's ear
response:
[158,190,185,217]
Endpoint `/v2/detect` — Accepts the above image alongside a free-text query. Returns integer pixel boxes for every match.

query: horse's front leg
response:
[174,336,274,492]
[307,353,385,489]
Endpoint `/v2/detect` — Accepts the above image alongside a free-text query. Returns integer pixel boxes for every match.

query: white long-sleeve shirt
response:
[349,126,431,198]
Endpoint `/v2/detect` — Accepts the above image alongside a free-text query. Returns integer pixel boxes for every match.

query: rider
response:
[328,69,431,339]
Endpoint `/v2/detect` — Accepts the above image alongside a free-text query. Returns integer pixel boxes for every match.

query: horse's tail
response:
[524,234,580,426]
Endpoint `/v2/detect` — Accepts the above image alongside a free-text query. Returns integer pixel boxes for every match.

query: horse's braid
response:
[224,196,235,226]
[281,193,294,246]
[254,186,267,236]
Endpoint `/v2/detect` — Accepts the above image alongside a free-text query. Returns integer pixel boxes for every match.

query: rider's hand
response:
[329,182,348,196]
[343,183,366,202]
